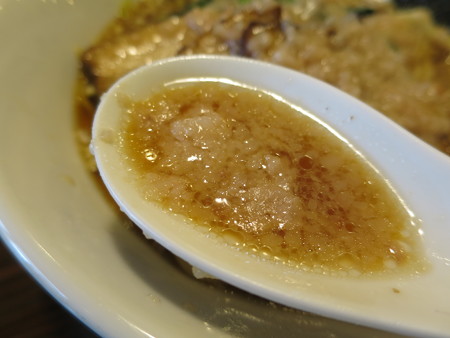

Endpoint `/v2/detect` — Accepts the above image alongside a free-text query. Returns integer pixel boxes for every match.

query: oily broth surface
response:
[119,81,424,276]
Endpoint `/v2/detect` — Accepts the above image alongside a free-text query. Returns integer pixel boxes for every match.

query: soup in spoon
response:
[91,55,450,335]
[116,79,425,276]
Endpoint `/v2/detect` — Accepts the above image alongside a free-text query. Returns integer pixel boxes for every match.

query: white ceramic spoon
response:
[91,55,450,337]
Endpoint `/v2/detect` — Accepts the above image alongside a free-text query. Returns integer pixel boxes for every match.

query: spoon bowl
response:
[91,55,450,337]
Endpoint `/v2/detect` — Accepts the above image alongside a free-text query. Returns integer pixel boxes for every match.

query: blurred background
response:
[0,242,98,337]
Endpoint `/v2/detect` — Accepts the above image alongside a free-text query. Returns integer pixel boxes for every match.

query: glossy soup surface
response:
[118,80,424,276]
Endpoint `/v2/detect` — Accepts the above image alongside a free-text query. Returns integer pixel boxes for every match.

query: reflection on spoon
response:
[91,55,450,337]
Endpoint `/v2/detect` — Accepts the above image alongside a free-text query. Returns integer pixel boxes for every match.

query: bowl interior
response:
[0,1,449,337]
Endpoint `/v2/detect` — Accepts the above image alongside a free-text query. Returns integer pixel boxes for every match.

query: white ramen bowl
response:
[0,1,449,337]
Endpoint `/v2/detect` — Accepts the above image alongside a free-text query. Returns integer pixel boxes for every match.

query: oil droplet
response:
[298,155,313,170]
[144,149,158,162]
[221,229,244,245]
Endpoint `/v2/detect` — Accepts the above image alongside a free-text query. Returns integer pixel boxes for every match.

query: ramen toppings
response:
[79,0,450,156]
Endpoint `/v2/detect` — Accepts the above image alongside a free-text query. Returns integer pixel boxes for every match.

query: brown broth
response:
[118,80,425,276]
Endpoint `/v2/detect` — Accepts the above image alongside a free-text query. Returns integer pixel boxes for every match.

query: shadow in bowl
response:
[109,222,402,338]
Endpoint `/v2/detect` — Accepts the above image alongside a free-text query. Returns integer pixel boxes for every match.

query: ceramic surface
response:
[0,1,448,337]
